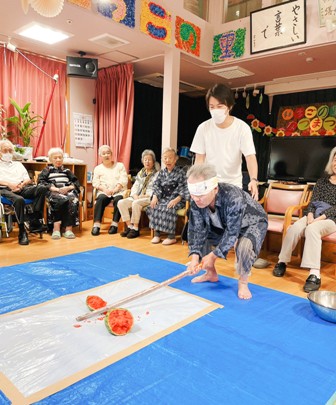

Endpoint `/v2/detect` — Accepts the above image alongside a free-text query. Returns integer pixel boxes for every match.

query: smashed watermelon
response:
[104,308,134,336]
[86,295,107,311]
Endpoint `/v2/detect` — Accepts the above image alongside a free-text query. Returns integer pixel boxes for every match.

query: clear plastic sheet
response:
[0,276,219,402]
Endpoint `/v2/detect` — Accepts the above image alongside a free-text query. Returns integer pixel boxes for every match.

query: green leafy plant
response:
[6,98,42,147]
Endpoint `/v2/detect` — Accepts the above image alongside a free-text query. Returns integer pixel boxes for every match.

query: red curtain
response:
[0,46,66,157]
[94,63,134,171]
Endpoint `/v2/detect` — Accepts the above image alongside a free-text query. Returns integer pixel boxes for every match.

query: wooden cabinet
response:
[22,161,88,220]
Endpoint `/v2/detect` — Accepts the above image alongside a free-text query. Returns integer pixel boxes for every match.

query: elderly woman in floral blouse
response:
[147,147,189,245]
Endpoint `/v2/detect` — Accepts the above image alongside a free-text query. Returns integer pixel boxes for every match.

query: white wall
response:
[68,77,96,173]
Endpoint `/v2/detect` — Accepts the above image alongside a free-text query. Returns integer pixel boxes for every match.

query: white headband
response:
[188,176,218,196]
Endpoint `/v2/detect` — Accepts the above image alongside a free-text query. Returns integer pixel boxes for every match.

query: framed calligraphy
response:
[250,0,306,54]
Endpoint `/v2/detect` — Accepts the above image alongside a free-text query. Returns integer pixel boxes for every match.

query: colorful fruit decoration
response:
[86,295,107,311]
[105,308,134,336]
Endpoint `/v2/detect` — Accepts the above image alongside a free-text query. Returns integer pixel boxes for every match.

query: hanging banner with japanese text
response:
[276,103,336,136]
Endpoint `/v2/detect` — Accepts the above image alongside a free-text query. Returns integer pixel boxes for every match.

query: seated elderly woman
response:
[38,147,81,239]
[91,145,128,236]
[117,149,158,239]
[273,146,336,292]
[146,147,189,245]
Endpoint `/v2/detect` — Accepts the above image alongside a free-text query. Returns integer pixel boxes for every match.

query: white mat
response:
[0,275,222,404]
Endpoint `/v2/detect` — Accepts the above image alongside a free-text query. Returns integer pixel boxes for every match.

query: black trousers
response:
[93,194,123,223]
[0,185,48,224]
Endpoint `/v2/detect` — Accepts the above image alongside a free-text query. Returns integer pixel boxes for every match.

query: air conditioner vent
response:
[89,34,129,50]
[135,73,204,93]
[210,66,254,80]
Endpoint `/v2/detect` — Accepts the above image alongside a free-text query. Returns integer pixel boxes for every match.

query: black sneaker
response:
[18,231,29,245]
[303,275,321,292]
[273,262,287,277]
[108,225,118,234]
[91,226,100,236]
[127,229,140,239]
[120,227,131,237]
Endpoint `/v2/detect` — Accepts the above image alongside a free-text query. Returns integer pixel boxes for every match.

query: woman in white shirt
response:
[91,145,128,236]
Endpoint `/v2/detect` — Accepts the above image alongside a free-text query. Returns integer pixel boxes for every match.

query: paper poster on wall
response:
[74,113,94,148]
[250,0,306,54]
[318,0,336,26]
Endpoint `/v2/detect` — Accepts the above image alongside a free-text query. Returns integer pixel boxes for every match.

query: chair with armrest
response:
[0,191,44,239]
[92,175,132,227]
[260,182,310,252]
[273,187,336,266]
[150,200,190,244]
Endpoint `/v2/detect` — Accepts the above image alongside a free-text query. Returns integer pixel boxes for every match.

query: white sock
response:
[112,221,118,227]
[93,223,101,228]
[133,226,139,231]
[309,269,320,278]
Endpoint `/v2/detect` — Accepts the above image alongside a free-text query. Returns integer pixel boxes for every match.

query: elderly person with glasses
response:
[0,139,48,245]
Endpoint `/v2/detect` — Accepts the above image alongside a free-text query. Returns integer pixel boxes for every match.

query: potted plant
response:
[6,98,42,159]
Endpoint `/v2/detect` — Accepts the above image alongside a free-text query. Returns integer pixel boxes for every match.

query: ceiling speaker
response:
[66,56,98,79]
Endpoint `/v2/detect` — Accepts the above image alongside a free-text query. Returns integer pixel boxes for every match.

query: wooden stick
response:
[76,269,191,322]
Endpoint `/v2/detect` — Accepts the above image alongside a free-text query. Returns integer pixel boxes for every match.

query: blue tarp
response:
[1,247,335,405]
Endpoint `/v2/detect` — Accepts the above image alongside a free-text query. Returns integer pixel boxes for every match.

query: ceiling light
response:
[16,22,71,45]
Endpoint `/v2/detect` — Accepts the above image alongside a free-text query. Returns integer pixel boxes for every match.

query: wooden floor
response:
[2,221,335,299]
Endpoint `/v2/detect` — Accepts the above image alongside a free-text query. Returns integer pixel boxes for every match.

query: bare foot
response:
[191,271,219,283]
[238,280,252,300]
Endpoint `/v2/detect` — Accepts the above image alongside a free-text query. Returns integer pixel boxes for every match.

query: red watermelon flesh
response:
[105,308,134,336]
[86,295,107,311]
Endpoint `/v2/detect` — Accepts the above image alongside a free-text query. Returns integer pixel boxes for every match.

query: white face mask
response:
[1,153,13,162]
[210,108,228,125]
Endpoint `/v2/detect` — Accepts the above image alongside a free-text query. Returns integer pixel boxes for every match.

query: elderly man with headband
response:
[186,163,268,299]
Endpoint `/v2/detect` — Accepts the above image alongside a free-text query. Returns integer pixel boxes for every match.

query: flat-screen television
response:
[268,136,336,183]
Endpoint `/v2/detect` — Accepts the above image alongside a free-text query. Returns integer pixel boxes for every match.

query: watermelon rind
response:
[104,307,134,336]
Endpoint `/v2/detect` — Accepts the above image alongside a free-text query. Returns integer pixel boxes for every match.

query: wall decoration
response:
[67,0,91,9]
[175,16,200,57]
[276,103,336,136]
[250,0,306,54]
[93,0,135,28]
[212,28,246,62]
[247,114,277,137]
[319,0,336,26]
[140,0,171,43]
